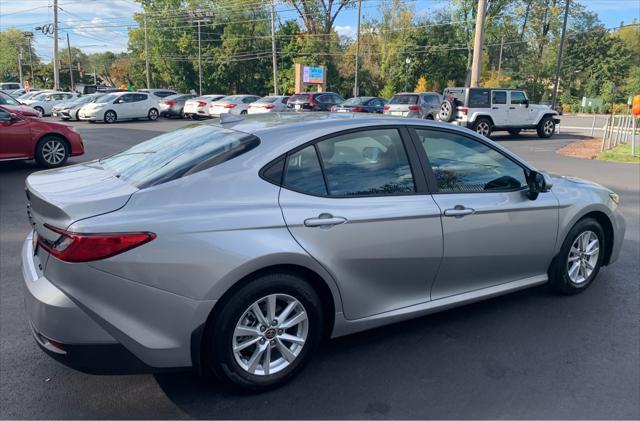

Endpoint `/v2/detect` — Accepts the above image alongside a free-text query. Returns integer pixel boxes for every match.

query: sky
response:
[0,0,638,63]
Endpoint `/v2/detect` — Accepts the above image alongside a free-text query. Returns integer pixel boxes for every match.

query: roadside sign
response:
[581,96,586,107]
[24,80,30,92]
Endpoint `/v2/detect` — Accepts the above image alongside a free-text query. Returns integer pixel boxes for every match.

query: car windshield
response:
[71,95,100,105]
[31,92,49,101]
[390,95,418,105]
[255,96,278,103]
[0,92,20,105]
[289,94,311,102]
[95,94,119,104]
[99,125,260,188]
[342,97,372,105]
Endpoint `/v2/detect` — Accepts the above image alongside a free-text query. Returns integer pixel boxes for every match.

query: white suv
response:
[438,88,560,138]
[78,91,160,123]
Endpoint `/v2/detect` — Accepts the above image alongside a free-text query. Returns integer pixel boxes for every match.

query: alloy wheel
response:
[476,121,490,136]
[567,230,599,285]
[439,102,451,119]
[41,140,66,165]
[105,111,116,123]
[232,294,309,376]
[544,119,554,135]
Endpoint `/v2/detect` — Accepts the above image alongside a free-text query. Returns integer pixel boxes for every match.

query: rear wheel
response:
[104,110,117,124]
[472,118,493,137]
[204,272,324,392]
[148,108,159,121]
[35,136,69,168]
[537,116,555,138]
[549,218,605,295]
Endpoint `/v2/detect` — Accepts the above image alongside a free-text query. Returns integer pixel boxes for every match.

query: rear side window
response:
[284,145,327,195]
[468,89,490,108]
[390,95,418,105]
[492,91,507,104]
[100,126,259,188]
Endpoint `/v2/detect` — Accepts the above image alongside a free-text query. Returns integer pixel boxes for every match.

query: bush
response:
[562,103,571,114]
[611,103,628,114]
[585,105,592,114]
[570,103,580,113]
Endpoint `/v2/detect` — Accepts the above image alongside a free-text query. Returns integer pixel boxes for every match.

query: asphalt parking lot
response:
[1,116,639,419]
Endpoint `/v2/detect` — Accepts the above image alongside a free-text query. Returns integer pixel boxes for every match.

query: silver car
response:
[384,92,442,119]
[23,114,625,391]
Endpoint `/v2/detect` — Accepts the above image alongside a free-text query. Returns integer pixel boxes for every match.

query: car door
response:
[278,127,443,320]
[0,108,32,159]
[491,90,509,126]
[509,90,530,126]
[135,93,150,117]
[411,127,558,300]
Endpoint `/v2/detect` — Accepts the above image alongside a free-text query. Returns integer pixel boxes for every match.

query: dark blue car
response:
[331,96,388,113]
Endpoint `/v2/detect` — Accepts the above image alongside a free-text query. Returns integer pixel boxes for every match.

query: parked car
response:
[540,100,563,115]
[331,96,387,113]
[52,93,105,121]
[17,90,51,103]
[247,95,290,114]
[0,105,84,167]
[159,94,196,118]
[287,92,344,111]
[11,88,39,98]
[438,87,560,138]
[0,82,22,94]
[184,94,226,119]
[383,92,441,119]
[22,91,78,116]
[21,113,624,392]
[209,95,261,116]
[138,89,178,100]
[78,91,160,123]
[0,92,42,117]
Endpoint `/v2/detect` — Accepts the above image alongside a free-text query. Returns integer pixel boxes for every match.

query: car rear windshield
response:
[99,125,260,188]
[255,96,278,103]
[390,94,418,105]
[289,94,311,102]
[343,97,372,105]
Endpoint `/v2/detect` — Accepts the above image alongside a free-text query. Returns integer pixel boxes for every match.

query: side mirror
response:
[526,171,552,200]
[10,113,19,121]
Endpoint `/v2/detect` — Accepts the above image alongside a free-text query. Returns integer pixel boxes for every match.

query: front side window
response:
[317,129,415,196]
[416,129,527,193]
[510,91,527,105]
[492,91,507,105]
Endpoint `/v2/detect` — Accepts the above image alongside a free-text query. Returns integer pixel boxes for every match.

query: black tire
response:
[204,272,324,393]
[438,99,456,122]
[34,106,45,116]
[240,110,248,115]
[472,117,493,137]
[537,115,555,138]
[75,110,80,121]
[104,110,117,124]
[35,135,69,168]
[148,108,159,121]
[508,128,522,136]
[191,115,200,121]
[424,114,434,120]
[548,218,605,295]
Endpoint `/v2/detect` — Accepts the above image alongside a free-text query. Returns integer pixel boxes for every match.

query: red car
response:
[0,104,84,168]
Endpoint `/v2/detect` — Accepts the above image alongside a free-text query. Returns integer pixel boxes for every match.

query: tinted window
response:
[511,91,527,105]
[416,129,527,193]
[425,94,440,105]
[0,92,19,105]
[155,91,175,98]
[331,94,344,103]
[256,96,278,103]
[343,97,370,105]
[492,91,507,105]
[134,94,147,102]
[284,145,327,195]
[96,94,119,103]
[0,108,11,121]
[390,94,418,105]
[289,94,311,102]
[468,89,490,108]
[281,97,289,104]
[99,126,259,188]
[317,129,415,196]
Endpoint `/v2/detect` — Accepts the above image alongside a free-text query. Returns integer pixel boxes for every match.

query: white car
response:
[22,91,77,116]
[17,90,51,103]
[208,95,260,117]
[247,95,290,114]
[0,82,21,94]
[137,89,178,100]
[183,94,226,119]
[78,91,160,123]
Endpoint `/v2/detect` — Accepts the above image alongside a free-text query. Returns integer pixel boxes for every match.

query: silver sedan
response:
[22,114,625,391]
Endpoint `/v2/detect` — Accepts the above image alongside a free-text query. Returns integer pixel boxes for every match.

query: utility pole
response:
[66,33,74,91]
[354,0,362,97]
[497,35,504,81]
[18,52,24,85]
[551,0,570,109]
[144,13,151,89]
[470,0,487,88]
[93,67,97,85]
[22,32,35,87]
[53,0,60,90]
[270,0,279,95]
[197,20,203,95]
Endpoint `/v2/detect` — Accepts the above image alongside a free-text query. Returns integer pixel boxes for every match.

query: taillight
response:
[351,107,364,112]
[197,101,206,107]
[408,105,421,111]
[40,224,156,263]
[460,107,468,115]
[383,105,390,110]
[224,103,237,108]
[264,105,275,109]
[164,101,176,106]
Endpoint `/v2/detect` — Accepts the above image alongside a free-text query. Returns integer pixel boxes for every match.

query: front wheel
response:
[34,106,45,116]
[205,272,324,392]
[472,118,493,137]
[537,116,555,138]
[148,108,159,121]
[104,110,117,124]
[35,136,69,168]
[549,218,605,295]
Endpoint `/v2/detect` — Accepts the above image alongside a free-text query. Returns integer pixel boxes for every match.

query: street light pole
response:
[18,52,24,85]
[551,0,570,109]
[144,13,151,89]
[354,0,362,97]
[53,0,60,90]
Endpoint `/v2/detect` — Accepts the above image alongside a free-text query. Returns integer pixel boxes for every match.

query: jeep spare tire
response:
[438,98,456,122]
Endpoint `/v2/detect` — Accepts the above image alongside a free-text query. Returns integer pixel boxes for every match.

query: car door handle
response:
[509,106,516,109]
[492,106,499,109]
[443,206,475,218]
[304,214,347,227]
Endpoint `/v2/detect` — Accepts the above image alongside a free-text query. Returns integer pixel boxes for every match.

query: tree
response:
[414,76,428,92]
[0,29,35,82]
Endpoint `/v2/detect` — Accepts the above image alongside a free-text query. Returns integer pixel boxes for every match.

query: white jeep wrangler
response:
[438,87,560,138]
